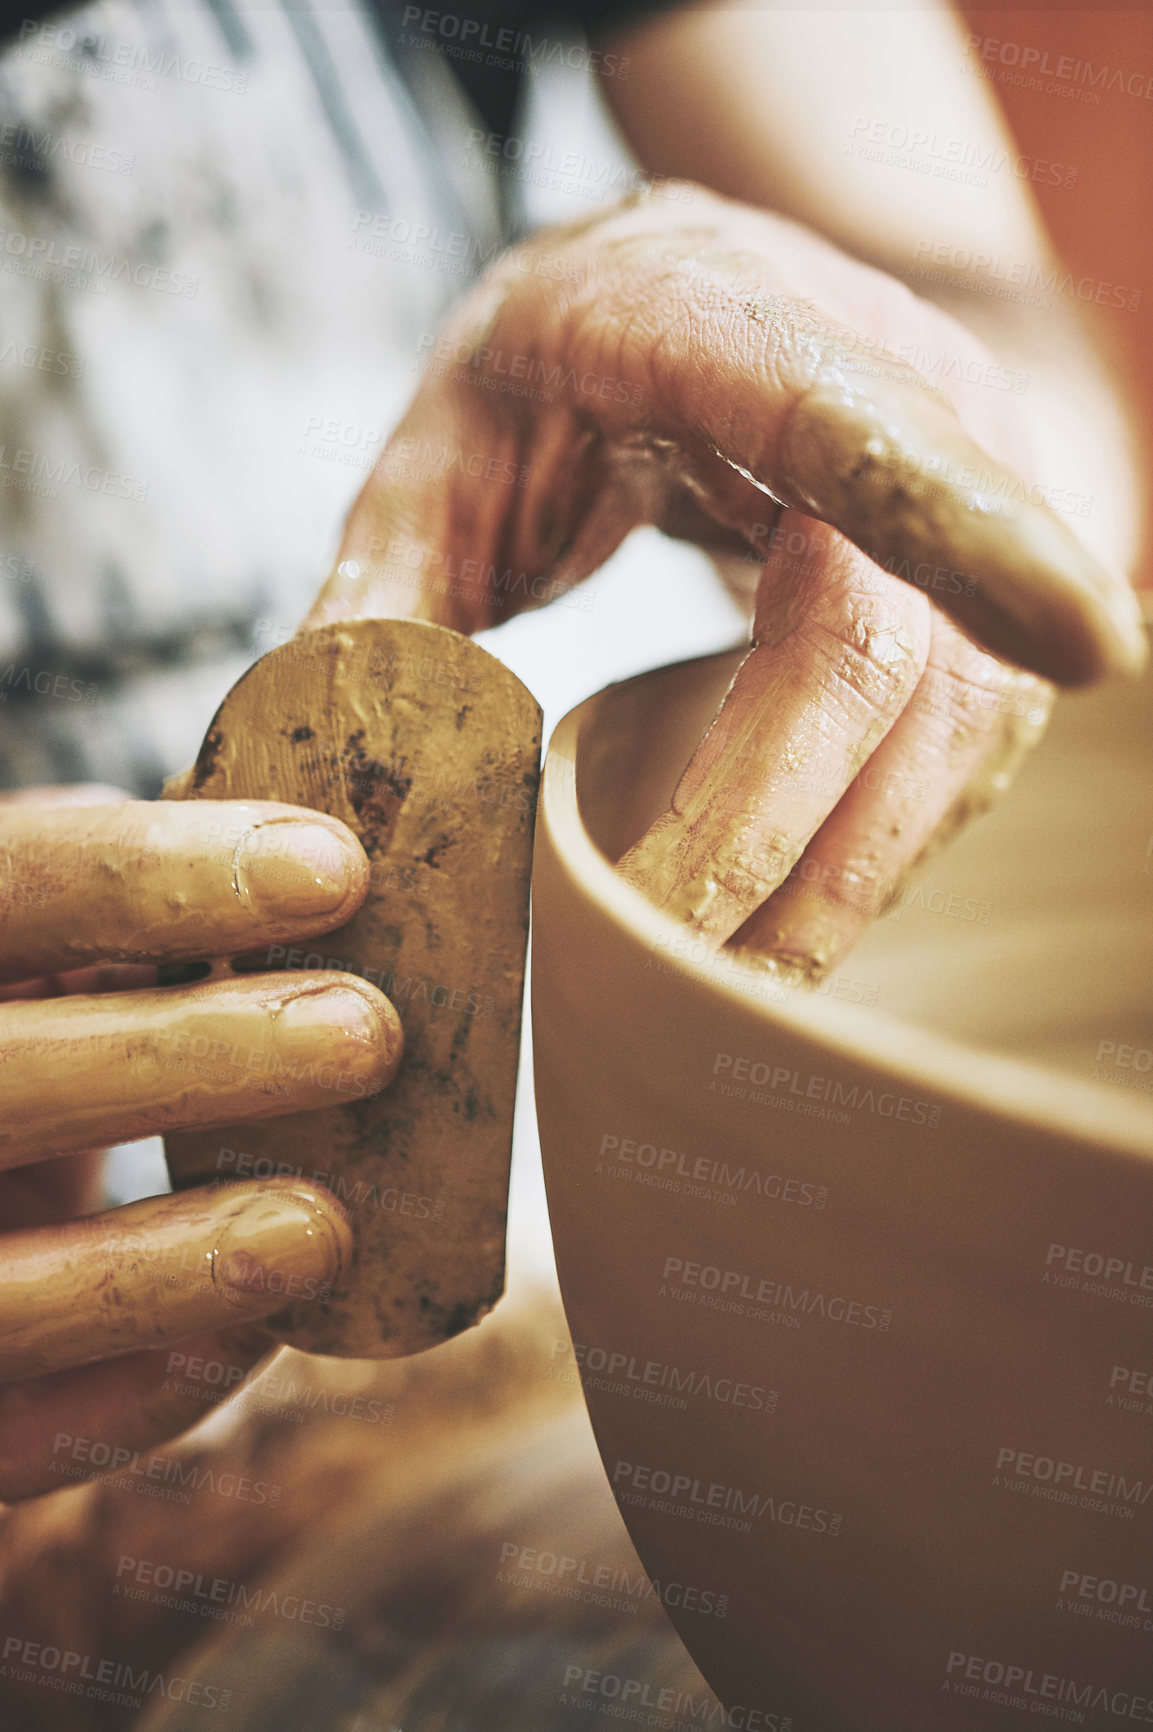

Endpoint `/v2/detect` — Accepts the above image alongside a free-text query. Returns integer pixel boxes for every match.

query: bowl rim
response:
[537,653,1153,1161]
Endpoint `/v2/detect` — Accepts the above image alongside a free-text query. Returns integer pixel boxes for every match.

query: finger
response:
[0,972,403,1168]
[0,799,370,983]
[161,765,194,799]
[0,1326,273,1502]
[307,386,643,637]
[0,1149,105,1230]
[603,195,1146,684]
[728,616,1052,976]
[772,374,1143,686]
[618,518,930,943]
[0,1181,351,1382]
[0,783,130,807]
[0,964,158,1002]
[306,192,1141,681]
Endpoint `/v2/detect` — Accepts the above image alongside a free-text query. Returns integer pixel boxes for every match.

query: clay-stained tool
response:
[164,619,541,1358]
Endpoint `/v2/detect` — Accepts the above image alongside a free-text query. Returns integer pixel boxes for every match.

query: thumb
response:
[300,361,651,639]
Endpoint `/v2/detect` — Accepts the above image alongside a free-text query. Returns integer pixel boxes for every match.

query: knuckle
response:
[911,656,1052,738]
[794,850,887,917]
[802,600,924,716]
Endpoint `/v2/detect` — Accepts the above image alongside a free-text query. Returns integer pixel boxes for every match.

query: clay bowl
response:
[532,644,1153,1732]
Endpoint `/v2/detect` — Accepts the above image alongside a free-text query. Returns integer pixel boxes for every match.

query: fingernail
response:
[0,1182,355,1382]
[275,981,404,1093]
[211,1181,355,1307]
[237,822,356,917]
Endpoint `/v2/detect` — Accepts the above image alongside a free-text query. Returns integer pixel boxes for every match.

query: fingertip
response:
[213,1176,356,1296]
[729,871,866,987]
[209,806,371,929]
[978,578,1147,690]
[274,974,405,1097]
[776,380,1147,693]
[1065,603,1147,688]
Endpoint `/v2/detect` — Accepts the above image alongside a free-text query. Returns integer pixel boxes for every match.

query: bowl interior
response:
[575,645,1153,1095]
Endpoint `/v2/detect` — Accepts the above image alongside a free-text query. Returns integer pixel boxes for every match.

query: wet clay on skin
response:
[166,618,541,1360]
[0,1181,352,1381]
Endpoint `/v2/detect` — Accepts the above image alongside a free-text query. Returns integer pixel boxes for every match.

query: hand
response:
[307,183,1144,978]
[0,788,402,1499]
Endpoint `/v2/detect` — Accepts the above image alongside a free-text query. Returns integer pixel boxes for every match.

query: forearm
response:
[595,0,1144,578]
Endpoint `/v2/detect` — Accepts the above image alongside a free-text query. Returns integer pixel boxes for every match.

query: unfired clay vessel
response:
[533,645,1153,1732]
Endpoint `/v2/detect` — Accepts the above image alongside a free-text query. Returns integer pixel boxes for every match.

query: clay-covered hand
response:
[0,787,402,1499]
[306,183,1144,979]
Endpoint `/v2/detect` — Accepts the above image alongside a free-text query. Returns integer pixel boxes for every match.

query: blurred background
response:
[0,2,1150,1726]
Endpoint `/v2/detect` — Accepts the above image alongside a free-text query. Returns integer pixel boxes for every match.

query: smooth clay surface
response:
[533,644,1153,1732]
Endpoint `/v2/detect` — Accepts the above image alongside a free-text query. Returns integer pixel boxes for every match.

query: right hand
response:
[0,788,403,1500]
[310,186,1144,980]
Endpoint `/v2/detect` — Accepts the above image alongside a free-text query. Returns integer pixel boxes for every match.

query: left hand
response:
[0,785,400,1501]
[306,183,1144,978]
